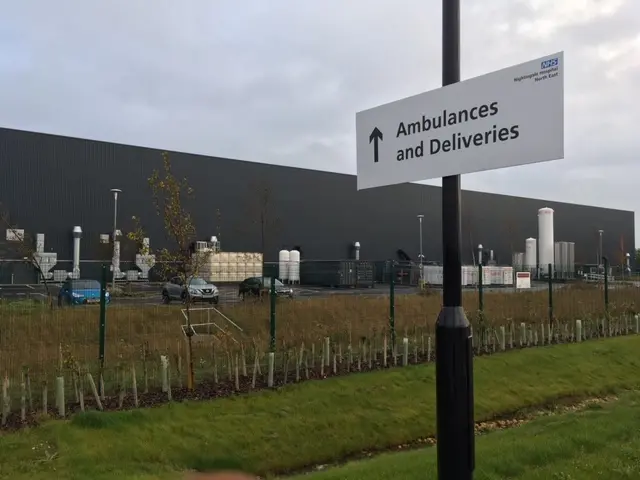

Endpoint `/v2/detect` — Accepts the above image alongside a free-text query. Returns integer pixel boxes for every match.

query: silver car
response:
[161,276,219,304]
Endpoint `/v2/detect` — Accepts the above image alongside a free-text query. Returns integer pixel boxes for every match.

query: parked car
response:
[238,276,293,300]
[162,276,219,304]
[58,279,110,307]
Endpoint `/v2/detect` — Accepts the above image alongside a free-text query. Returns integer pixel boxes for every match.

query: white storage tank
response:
[278,249,290,281]
[554,242,563,275]
[538,208,554,274]
[289,250,301,284]
[525,238,537,271]
[567,242,575,278]
[554,241,574,279]
[512,252,524,270]
[561,241,569,276]
[72,226,82,279]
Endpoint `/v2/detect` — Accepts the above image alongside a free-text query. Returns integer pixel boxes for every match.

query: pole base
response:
[436,305,470,328]
[435,306,475,480]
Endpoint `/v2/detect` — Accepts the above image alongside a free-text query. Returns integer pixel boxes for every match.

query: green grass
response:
[0,336,639,480]
[291,390,640,480]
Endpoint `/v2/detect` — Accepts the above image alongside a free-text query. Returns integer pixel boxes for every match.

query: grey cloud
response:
[0,0,638,238]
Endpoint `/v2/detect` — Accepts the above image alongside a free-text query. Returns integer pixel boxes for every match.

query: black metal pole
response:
[98,264,108,396]
[269,278,276,352]
[435,0,475,478]
[478,263,484,312]
[548,263,554,332]
[390,262,396,347]
[603,256,609,312]
[261,212,266,278]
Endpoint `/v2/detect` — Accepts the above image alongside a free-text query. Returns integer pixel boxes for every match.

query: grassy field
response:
[0,282,635,383]
[0,335,638,480]
[291,390,640,480]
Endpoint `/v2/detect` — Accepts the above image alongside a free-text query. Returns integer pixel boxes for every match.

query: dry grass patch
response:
[0,283,637,381]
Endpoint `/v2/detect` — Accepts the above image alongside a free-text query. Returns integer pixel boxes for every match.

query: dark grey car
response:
[238,276,293,300]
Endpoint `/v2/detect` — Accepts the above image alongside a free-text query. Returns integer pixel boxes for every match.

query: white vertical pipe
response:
[72,226,82,278]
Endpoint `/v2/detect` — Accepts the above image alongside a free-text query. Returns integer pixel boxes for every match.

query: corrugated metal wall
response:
[0,127,635,282]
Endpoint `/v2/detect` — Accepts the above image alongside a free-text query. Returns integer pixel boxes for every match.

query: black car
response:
[238,277,293,300]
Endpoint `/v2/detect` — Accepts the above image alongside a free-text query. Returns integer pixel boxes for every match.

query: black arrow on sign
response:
[369,127,383,163]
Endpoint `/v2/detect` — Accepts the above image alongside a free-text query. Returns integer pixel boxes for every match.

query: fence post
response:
[603,256,609,312]
[478,264,484,312]
[98,264,108,395]
[389,262,396,348]
[269,279,276,352]
[547,263,553,334]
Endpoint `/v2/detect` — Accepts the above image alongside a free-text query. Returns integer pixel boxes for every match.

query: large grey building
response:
[0,127,635,283]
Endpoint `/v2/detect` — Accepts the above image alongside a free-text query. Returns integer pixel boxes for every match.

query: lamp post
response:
[417,215,424,284]
[110,188,122,290]
[598,229,604,272]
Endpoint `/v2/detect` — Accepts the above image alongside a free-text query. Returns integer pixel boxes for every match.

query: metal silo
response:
[288,250,301,284]
[278,249,290,281]
[512,252,524,270]
[525,238,537,273]
[568,242,575,278]
[538,208,555,276]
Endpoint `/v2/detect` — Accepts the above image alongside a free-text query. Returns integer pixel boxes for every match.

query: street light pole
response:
[598,229,604,271]
[110,189,122,290]
[418,214,424,284]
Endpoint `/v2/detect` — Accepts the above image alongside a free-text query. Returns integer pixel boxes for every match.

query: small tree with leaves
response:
[0,203,54,307]
[128,152,212,390]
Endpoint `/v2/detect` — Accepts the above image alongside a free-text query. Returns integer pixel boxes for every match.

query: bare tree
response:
[617,234,626,271]
[127,152,211,390]
[0,204,55,306]
[461,207,476,265]
[242,180,281,276]
[504,216,518,264]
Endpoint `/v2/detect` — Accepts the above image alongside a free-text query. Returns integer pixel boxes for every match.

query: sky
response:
[1,0,639,243]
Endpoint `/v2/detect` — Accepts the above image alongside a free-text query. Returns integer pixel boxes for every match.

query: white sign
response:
[5,228,24,242]
[516,272,531,289]
[356,52,564,190]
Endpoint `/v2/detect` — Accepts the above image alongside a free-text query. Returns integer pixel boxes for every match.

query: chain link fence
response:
[0,257,638,423]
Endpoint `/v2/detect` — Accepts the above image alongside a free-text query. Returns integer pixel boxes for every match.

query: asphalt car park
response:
[0,280,572,306]
[112,282,556,305]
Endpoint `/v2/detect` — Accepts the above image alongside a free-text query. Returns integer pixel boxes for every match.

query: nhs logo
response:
[541,57,559,69]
